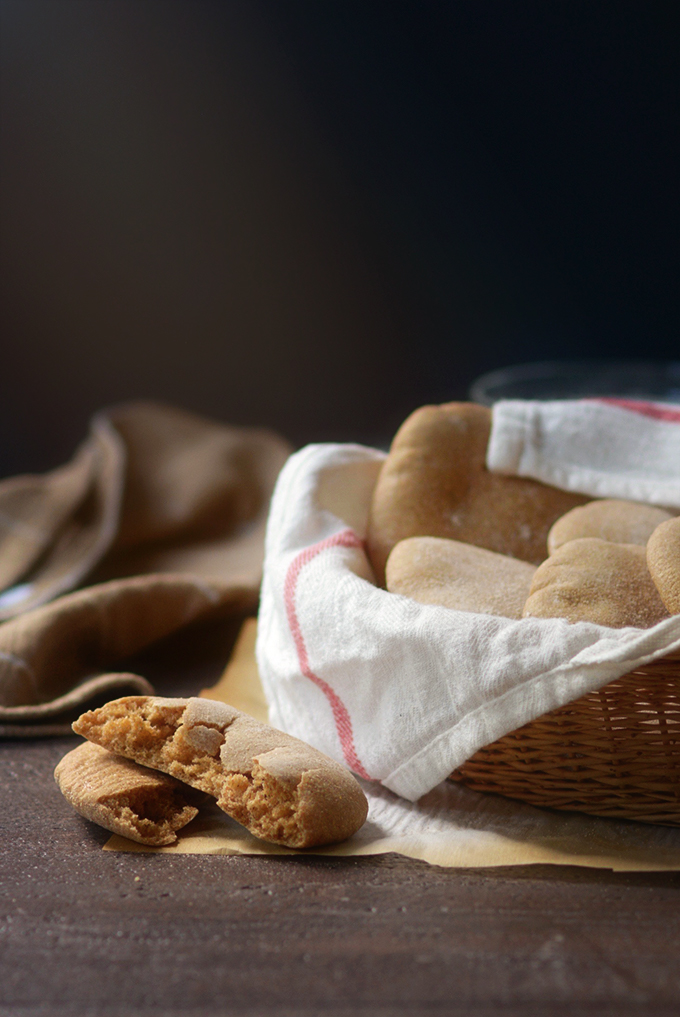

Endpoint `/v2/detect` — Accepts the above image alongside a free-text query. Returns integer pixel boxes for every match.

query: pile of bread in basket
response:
[59,399,680,846]
[369,402,677,626]
[366,401,680,826]
[256,397,680,828]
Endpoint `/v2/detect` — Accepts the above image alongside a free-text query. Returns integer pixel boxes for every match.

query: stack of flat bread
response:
[370,402,679,629]
[56,695,368,849]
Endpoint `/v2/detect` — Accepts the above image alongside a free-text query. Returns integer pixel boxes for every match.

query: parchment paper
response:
[104,620,680,871]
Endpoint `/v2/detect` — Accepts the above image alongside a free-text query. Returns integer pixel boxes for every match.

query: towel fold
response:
[0,402,291,735]
[487,398,680,507]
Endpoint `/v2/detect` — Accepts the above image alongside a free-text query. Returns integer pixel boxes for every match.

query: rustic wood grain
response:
[1,621,679,1016]
[3,736,680,1016]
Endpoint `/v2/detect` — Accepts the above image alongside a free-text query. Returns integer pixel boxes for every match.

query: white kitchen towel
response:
[488,398,680,507]
[257,401,680,802]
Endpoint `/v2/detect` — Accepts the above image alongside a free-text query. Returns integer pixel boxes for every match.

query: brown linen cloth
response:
[0,402,291,736]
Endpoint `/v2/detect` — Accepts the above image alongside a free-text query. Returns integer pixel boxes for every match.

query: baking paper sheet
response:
[105,620,680,871]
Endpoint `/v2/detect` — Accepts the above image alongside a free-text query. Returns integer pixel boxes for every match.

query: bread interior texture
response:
[105,783,197,843]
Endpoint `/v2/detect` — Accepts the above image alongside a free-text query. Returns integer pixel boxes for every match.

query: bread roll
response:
[523,538,670,628]
[547,499,672,554]
[367,402,588,583]
[386,536,536,619]
[646,517,680,614]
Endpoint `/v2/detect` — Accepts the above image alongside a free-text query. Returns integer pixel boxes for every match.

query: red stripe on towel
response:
[593,397,680,423]
[284,528,372,781]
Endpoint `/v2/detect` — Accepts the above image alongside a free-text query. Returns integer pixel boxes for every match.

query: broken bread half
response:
[55,740,200,846]
[73,695,369,849]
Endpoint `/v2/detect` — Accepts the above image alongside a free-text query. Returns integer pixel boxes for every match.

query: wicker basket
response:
[450,651,680,826]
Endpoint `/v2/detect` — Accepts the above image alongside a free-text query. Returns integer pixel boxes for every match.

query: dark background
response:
[1,0,677,476]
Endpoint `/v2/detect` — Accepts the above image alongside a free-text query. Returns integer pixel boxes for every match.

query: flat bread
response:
[367,402,588,583]
[548,499,672,554]
[386,536,536,619]
[73,695,368,849]
[647,517,680,614]
[54,740,199,846]
[523,538,670,629]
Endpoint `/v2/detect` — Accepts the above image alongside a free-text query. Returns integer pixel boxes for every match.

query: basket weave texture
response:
[450,652,680,827]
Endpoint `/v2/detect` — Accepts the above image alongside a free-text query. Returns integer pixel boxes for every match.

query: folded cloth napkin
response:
[257,399,680,802]
[0,402,291,735]
[488,398,680,507]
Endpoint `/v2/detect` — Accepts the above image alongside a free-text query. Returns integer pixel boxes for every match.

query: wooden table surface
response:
[2,621,679,1017]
